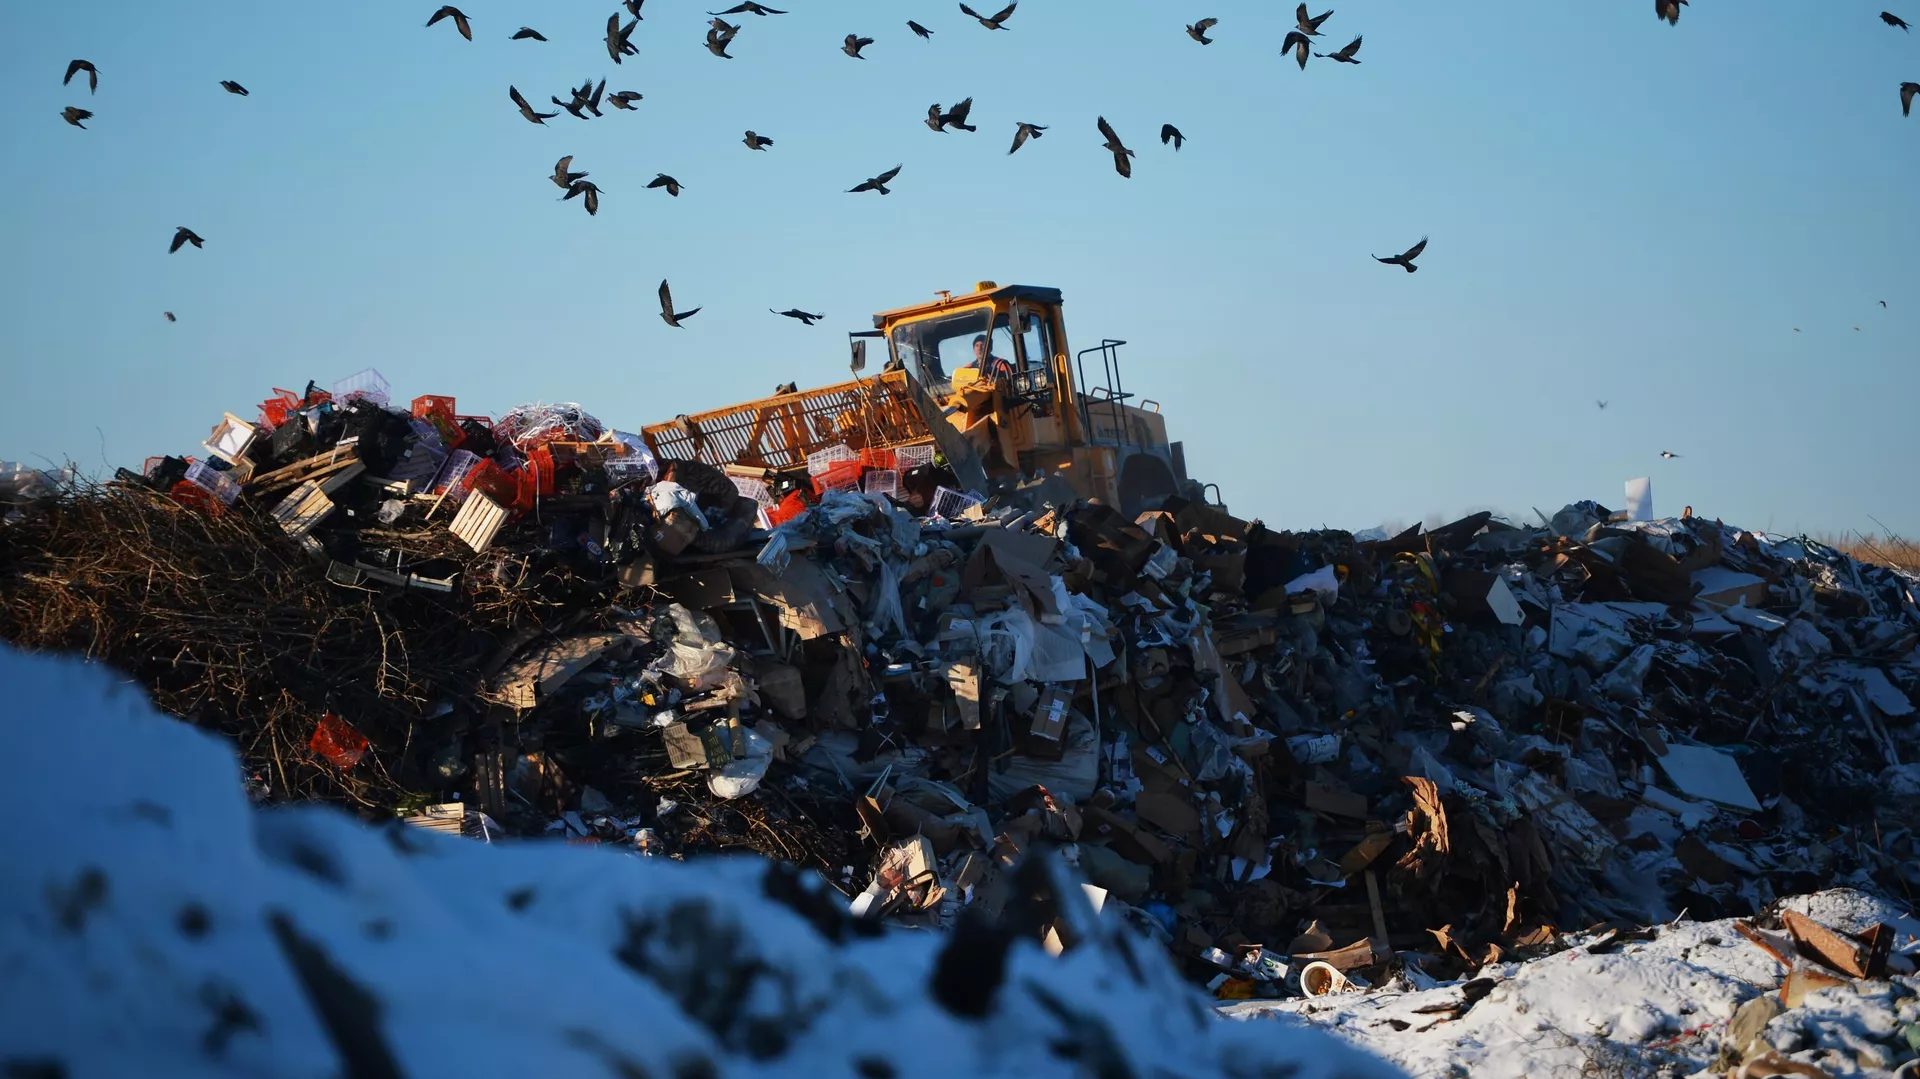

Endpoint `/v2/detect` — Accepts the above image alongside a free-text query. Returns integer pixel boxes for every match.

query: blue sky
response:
[2,2,1915,536]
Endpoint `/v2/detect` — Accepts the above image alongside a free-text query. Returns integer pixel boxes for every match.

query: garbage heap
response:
[2,374,1918,1002]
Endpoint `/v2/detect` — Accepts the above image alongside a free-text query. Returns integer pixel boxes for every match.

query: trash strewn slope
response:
[0,644,1400,1079]
[1,375,1917,1025]
[1226,890,1920,1079]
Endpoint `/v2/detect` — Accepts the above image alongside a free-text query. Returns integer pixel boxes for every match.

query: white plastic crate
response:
[605,432,659,483]
[433,449,480,499]
[893,443,936,470]
[603,454,656,487]
[805,443,858,476]
[929,485,984,520]
[731,475,775,506]
[862,469,900,497]
[184,460,242,505]
[332,367,390,408]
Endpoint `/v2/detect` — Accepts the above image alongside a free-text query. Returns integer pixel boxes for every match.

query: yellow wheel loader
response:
[641,281,1215,517]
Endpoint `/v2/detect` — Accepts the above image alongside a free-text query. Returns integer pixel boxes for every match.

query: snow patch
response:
[0,646,1403,1079]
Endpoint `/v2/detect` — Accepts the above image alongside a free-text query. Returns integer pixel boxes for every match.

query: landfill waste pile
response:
[1227,888,1920,1079]
[0,645,1402,1079]
[2,371,1918,1014]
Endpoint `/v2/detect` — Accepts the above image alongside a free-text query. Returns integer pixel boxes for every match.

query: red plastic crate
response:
[412,395,463,448]
[412,394,456,419]
[812,460,866,496]
[465,459,519,504]
[511,447,556,511]
[258,388,302,428]
[167,480,225,517]
[859,447,897,470]
[767,490,811,527]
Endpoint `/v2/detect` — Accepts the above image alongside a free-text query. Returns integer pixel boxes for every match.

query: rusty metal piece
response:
[1733,920,1793,968]
[1780,909,1892,980]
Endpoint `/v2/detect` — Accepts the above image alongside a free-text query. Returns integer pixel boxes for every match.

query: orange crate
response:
[813,460,865,496]
[258,388,302,428]
[167,480,225,517]
[412,395,463,447]
[511,447,556,511]
[412,394,456,419]
[465,460,519,504]
[859,447,897,470]
[767,490,811,527]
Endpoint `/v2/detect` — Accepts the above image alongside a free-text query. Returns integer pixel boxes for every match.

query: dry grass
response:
[1817,531,1920,574]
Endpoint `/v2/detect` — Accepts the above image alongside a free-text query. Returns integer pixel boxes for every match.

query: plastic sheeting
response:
[986,713,1100,803]
[651,604,736,692]
[709,726,773,799]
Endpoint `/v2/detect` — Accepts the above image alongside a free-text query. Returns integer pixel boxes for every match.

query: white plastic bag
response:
[709,727,773,799]
[648,481,709,529]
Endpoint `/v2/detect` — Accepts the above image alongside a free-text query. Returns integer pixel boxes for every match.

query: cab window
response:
[888,307,991,391]
[1012,307,1053,371]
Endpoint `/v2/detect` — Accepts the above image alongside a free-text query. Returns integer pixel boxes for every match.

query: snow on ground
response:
[1225,904,1920,1078]
[0,646,1400,1079]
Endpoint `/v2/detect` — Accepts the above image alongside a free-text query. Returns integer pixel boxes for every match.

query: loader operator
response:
[967,334,1017,382]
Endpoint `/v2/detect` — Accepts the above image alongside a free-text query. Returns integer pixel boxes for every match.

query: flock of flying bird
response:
[51,3,1915,340]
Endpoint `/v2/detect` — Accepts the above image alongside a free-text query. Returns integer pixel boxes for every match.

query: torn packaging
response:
[1082,803,1172,865]
[964,527,1061,616]
[1133,790,1202,842]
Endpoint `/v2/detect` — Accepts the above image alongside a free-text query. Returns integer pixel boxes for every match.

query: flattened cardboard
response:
[1133,791,1201,839]
[736,558,846,639]
[1656,743,1761,812]
[656,568,738,608]
[1303,782,1369,820]
[486,632,630,712]
[1081,804,1172,865]
[964,528,1061,616]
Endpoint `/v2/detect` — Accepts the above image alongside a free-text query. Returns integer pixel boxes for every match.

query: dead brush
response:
[0,480,535,810]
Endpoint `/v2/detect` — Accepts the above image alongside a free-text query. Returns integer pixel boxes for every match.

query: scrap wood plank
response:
[248,444,360,492]
[450,492,509,553]
[1364,870,1391,950]
[271,481,335,538]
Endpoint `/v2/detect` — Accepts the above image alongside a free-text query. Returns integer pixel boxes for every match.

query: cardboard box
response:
[651,507,702,556]
[1303,781,1369,820]
[753,661,807,720]
[616,555,658,588]
[1029,684,1072,742]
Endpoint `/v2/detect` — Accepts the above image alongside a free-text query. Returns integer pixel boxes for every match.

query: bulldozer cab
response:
[879,285,1069,425]
[878,282,1193,515]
